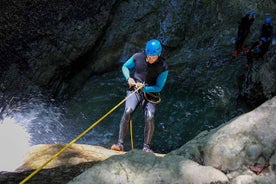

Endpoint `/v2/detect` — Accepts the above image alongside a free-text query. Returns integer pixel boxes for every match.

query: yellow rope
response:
[20,85,143,184]
[130,118,134,150]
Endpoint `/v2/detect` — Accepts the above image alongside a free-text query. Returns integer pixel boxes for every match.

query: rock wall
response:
[1,0,276,104]
[1,0,117,98]
[239,48,276,108]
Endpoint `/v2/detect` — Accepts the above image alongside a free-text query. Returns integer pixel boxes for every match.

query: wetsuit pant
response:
[246,52,254,65]
[118,89,156,146]
[235,30,249,50]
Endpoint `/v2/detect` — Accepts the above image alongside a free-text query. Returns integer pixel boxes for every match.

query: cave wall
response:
[1,0,275,104]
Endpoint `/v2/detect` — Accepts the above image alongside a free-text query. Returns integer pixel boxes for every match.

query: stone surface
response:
[0,144,164,183]
[168,97,276,183]
[0,144,125,184]
[68,151,229,184]
[17,144,125,171]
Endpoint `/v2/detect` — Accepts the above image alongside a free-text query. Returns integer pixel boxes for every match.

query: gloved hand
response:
[136,82,144,89]
[127,77,136,88]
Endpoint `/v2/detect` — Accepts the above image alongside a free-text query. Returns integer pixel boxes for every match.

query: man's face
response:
[146,55,159,64]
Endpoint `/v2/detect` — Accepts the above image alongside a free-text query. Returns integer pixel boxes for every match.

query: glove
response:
[127,77,136,88]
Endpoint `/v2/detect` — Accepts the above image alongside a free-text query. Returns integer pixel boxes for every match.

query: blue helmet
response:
[265,17,271,24]
[145,39,162,56]
[248,11,255,17]
[260,37,267,42]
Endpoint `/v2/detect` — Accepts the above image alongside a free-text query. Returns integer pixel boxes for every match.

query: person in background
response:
[246,37,268,66]
[233,11,255,57]
[259,17,273,52]
[111,39,168,153]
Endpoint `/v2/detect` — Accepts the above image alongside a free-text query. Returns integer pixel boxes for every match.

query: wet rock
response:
[17,144,125,171]
[269,153,276,174]
[239,49,276,108]
[245,143,263,161]
[0,144,125,184]
[169,97,276,182]
[231,174,276,184]
[68,151,229,184]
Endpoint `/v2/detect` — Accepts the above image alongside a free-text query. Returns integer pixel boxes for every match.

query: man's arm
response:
[122,56,135,81]
[142,70,169,93]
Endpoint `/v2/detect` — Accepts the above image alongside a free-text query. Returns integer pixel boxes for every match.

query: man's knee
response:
[125,107,133,115]
[123,107,133,120]
[145,110,155,121]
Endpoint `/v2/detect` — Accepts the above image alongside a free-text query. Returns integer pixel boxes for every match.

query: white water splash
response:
[0,117,31,171]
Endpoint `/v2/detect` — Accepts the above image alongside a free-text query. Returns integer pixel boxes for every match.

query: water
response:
[0,50,250,171]
[0,118,30,171]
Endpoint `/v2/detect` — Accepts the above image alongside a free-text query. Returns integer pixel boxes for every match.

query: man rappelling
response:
[111,39,169,152]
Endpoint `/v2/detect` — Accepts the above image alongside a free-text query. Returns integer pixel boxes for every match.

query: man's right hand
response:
[127,77,136,88]
[136,82,144,90]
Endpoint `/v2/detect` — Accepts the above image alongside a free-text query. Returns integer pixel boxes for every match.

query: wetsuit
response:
[118,52,168,147]
[246,40,267,64]
[260,23,274,51]
[235,15,255,50]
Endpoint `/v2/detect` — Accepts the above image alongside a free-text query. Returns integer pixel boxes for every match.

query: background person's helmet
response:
[260,37,267,42]
[265,17,271,24]
[248,11,255,17]
[145,39,162,56]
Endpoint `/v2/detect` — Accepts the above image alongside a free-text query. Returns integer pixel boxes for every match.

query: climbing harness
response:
[20,84,144,184]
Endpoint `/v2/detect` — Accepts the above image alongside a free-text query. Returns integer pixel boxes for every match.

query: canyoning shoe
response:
[111,143,124,151]
[232,50,238,57]
[142,144,153,153]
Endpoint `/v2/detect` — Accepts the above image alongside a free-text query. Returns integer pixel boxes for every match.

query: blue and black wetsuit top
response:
[122,52,168,93]
[260,23,273,42]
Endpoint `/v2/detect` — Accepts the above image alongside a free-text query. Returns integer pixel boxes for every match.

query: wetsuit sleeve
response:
[142,70,168,93]
[122,56,135,81]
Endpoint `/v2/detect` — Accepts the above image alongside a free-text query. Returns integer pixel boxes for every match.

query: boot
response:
[111,143,124,151]
[142,144,153,153]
